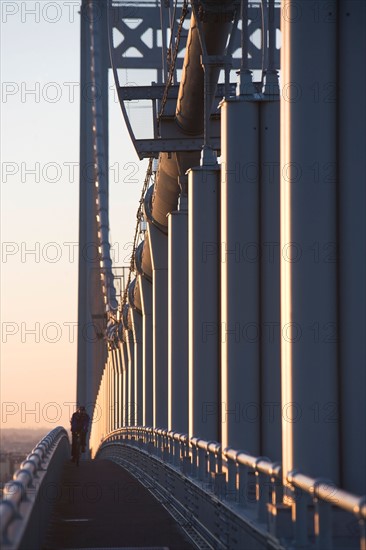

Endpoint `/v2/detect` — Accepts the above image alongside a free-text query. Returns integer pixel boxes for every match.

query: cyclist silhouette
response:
[70,405,90,459]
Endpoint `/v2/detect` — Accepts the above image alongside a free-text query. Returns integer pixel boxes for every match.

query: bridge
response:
[1,1,365,549]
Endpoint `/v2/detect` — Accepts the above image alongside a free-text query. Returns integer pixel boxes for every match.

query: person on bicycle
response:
[70,405,90,456]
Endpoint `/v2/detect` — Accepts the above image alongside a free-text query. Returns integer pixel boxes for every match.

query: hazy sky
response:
[1,1,144,430]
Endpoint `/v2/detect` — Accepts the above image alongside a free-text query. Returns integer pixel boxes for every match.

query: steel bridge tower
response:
[77,0,366,546]
[1,3,365,550]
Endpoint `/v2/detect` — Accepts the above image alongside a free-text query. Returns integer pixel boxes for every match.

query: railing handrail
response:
[0,426,69,546]
[99,425,366,524]
[287,470,366,519]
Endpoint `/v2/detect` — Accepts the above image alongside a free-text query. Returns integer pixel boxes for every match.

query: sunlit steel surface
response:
[96,427,366,550]
[77,0,365,548]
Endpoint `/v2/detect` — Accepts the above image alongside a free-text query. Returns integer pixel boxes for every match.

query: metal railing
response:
[100,426,366,550]
[0,427,69,549]
[288,471,366,550]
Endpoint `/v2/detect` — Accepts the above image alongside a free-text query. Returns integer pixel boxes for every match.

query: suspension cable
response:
[158,0,189,126]
[120,2,189,314]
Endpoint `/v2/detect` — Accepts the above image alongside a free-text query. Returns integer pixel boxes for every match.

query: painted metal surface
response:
[259,97,281,463]
[98,427,366,550]
[168,202,189,434]
[77,0,116,423]
[139,275,154,426]
[280,0,339,489]
[131,308,143,425]
[220,96,261,454]
[188,165,220,441]
[148,223,169,428]
[79,1,366,545]
[337,0,366,495]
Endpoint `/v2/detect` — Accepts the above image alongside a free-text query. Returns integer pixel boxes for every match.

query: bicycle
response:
[71,431,81,466]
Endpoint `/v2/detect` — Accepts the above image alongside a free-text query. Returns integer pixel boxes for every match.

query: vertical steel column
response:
[77,0,91,409]
[114,350,120,429]
[280,1,339,485]
[105,365,108,436]
[106,362,110,434]
[77,0,108,413]
[111,355,115,431]
[108,354,112,432]
[126,329,135,426]
[220,97,260,453]
[121,340,129,427]
[116,347,123,428]
[168,183,189,433]
[338,1,366,494]
[148,224,168,428]
[109,356,113,432]
[110,353,114,431]
[104,361,108,434]
[131,309,143,426]
[188,164,220,441]
[139,275,153,426]
[99,370,103,439]
[112,350,118,430]
[105,364,108,435]
[259,97,281,461]
[110,357,113,432]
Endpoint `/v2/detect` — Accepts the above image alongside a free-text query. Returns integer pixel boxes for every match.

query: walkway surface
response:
[43,458,195,550]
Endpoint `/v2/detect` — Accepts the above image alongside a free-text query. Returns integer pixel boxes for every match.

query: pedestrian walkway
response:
[43,459,195,549]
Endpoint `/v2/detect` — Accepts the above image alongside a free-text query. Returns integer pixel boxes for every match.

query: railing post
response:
[174,439,180,467]
[170,437,175,464]
[217,450,222,474]
[315,499,332,549]
[360,518,366,550]
[198,448,206,481]
[157,433,162,458]
[272,474,283,505]
[163,439,169,462]
[191,445,198,478]
[227,459,237,501]
[182,438,191,475]
[292,487,309,548]
[210,452,215,473]
[256,470,269,523]
[213,449,226,499]
[146,429,154,454]
[239,463,248,507]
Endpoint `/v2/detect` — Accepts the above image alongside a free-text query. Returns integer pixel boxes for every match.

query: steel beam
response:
[77,0,109,419]
[220,96,260,453]
[131,309,143,426]
[280,0,339,487]
[139,275,153,426]
[168,193,189,434]
[259,98,281,462]
[120,340,129,427]
[188,164,220,441]
[116,347,123,429]
[338,0,366,494]
[148,224,169,428]
[126,329,135,426]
